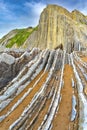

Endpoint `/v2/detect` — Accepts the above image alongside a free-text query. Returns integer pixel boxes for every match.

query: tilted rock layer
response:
[23,5,87,53]
[1,5,87,53]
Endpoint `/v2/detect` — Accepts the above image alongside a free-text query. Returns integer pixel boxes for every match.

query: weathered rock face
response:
[0,53,15,65]
[23,5,87,53]
[0,48,39,89]
[0,30,18,46]
[0,53,16,89]
[37,5,72,49]
[71,10,87,25]
[23,31,38,49]
[1,5,87,53]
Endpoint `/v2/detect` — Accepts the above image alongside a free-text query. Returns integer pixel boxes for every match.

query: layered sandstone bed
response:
[0,48,87,130]
[0,5,87,53]
[22,5,87,53]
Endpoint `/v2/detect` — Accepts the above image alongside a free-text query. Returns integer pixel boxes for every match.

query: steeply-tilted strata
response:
[0,5,87,53]
[0,4,87,130]
[0,48,87,130]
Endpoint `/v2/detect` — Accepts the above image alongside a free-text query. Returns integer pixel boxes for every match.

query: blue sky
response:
[0,0,87,38]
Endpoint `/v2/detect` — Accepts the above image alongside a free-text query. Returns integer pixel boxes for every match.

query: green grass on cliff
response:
[6,26,38,48]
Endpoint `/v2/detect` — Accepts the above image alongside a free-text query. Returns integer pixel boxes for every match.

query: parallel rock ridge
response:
[0,48,87,130]
[0,4,87,130]
[0,4,87,53]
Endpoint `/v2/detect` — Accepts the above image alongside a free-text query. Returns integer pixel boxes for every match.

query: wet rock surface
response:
[0,48,87,130]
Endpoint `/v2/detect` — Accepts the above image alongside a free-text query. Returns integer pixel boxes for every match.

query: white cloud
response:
[19,1,47,28]
[80,4,87,15]
[24,1,46,16]
[0,1,46,38]
[65,0,87,15]
[71,0,87,15]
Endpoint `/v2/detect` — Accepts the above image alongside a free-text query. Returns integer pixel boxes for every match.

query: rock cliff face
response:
[0,30,18,46]
[23,5,87,53]
[0,48,39,89]
[38,5,87,52]
[36,5,74,50]
[1,5,87,53]
[0,27,37,48]
[37,5,72,49]
[71,10,87,24]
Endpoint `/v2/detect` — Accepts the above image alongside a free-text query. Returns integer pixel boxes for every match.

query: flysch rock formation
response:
[1,4,87,130]
[0,48,39,89]
[22,5,87,53]
[0,48,87,130]
[0,30,18,46]
[0,5,87,53]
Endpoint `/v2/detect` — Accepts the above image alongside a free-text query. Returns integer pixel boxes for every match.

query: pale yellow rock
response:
[84,87,87,96]
[24,5,87,52]
[1,5,87,53]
